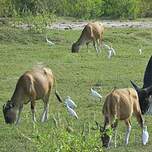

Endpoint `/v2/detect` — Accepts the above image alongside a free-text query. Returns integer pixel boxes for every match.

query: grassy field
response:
[0,24,152,152]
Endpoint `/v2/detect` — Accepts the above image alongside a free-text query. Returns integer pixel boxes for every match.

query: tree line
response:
[0,0,152,19]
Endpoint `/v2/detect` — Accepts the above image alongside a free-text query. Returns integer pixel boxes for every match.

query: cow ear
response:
[130,80,141,92]
[95,121,104,131]
[7,100,11,103]
[144,85,152,96]
[3,104,6,110]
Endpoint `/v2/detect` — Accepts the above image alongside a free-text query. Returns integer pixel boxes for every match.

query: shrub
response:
[101,0,140,19]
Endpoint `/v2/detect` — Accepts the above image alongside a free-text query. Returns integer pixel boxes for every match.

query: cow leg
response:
[134,110,145,144]
[15,105,23,125]
[111,119,118,148]
[93,41,99,55]
[124,119,131,145]
[41,102,49,122]
[114,129,117,148]
[134,111,144,128]
[31,101,36,122]
[41,94,50,122]
[97,39,101,53]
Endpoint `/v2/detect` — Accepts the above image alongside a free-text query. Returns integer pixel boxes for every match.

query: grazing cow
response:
[71,22,105,55]
[3,67,62,124]
[131,56,152,114]
[99,88,146,148]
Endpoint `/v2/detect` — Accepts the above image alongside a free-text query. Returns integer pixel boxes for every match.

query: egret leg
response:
[31,101,36,122]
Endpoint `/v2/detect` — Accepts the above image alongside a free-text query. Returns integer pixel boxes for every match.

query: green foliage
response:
[140,0,152,17]
[101,0,140,19]
[49,0,104,19]
[102,127,113,137]
[0,0,152,19]
[0,0,13,17]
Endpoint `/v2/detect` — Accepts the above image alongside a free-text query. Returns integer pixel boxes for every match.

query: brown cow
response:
[99,87,146,148]
[71,22,104,55]
[3,67,62,124]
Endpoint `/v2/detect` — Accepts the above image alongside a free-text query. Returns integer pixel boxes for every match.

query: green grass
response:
[0,24,152,152]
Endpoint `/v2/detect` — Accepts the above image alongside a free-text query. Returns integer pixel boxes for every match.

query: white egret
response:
[139,48,142,55]
[46,35,55,45]
[64,96,77,109]
[142,126,149,145]
[103,44,116,58]
[90,88,102,100]
[66,105,78,119]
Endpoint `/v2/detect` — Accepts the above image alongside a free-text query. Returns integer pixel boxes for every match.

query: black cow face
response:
[130,80,152,114]
[136,89,150,114]
[3,101,16,124]
[71,43,80,53]
[100,127,112,148]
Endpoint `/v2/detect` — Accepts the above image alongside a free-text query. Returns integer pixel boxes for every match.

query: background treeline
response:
[0,0,152,19]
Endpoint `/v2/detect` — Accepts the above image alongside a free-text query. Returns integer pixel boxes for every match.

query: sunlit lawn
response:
[0,25,152,152]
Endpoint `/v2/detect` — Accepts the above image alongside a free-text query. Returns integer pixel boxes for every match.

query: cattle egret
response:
[103,44,116,58]
[108,49,112,59]
[139,48,142,55]
[66,105,78,119]
[64,96,77,109]
[142,126,149,145]
[90,88,102,100]
[110,47,116,56]
[46,35,55,45]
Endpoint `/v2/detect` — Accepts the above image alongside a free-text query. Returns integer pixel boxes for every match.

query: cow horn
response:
[144,85,152,95]
[95,121,104,132]
[3,104,6,110]
[130,80,141,92]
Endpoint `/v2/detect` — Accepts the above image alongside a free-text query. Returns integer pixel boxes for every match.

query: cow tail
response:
[53,75,63,103]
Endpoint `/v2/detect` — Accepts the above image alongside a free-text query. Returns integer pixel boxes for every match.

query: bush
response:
[140,0,152,17]
[0,0,13,17]
[101,0,140,19]
[49,0,104,19]
[0,0,152,19]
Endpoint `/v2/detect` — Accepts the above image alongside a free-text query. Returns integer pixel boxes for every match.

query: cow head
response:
[130,80,152,114]
[71,42,80,53]
[95,121,112,148]
[100,127,112,148]
[3,100,16,124]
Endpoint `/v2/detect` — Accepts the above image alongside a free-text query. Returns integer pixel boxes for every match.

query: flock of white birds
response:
[46,36,143,58]
[63,88,102,119]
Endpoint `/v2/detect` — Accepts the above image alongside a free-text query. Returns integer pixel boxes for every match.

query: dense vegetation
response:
[0,0,152,19]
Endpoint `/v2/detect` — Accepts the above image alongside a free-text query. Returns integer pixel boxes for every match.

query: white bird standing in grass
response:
[139,48,142,55]
[46,35,55,45]
[66,105,78,119]
[90,88,102,100]
[64,96,77,109]
[108,49,113,59]
[142,126,149,145]
[103,44,116,59]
